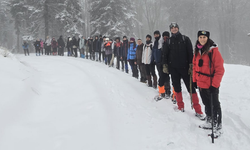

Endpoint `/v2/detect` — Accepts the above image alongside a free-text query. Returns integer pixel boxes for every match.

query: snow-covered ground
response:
[0,50,250,150]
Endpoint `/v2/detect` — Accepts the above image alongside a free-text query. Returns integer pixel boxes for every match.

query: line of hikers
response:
[22,22,225,136]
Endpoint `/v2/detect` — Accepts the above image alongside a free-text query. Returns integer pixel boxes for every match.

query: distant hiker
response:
[57,35,65,56]
[142,34,157,88]
[51,37,58,56]
[22,41,29,56]
[122,36,129,73]
[45,36,52,55]
[135,39,147,83]
[34,39,41,56]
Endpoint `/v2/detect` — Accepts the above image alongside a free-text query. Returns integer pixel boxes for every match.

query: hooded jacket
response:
[193,43,224,89]
[142,42,153,64]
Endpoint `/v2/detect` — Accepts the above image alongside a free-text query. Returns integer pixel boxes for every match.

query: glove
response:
[163,64,169,74]
[188,63,193,75]
[209,86,217,94]
[193,82,197,89]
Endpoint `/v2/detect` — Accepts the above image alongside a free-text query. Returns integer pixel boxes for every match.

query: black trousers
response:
[138,64,147,80]
[145,63,156,76]
[169,67,196,94]
[99,51,102,61]
[35,47,40,54]
[199,88,222,125]
[129,60,138,78]
[67,47,71,56]
[73,48,78,57]
[156,64,171,94]
[106,54,112,65]
[58,47,64,56]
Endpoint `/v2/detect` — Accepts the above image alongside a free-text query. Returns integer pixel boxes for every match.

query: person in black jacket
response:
[98,35,103,61]
[163,22,204,116]
[72,36,78,57]
[93,36,99,61]
[34,39,41,56]
[57,35,65,56]
[121,36,129,73]
[88,37,94,60]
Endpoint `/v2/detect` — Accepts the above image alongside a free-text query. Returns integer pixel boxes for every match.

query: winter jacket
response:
[40,41,44,48]
[71,37,78,48]
[193,44,224,89]
[127,43,137,60]
[66,38,72,49]
[164,32,193,68]
[98,38,103,52]
[93,39,99,52]
[104,42,112,55]
[88,39,93,52]
[152,36,164,64]
[135,43,144,65]
[45,38,51,46]
[114,42,122,57]
[51,40,58,49]
[34,41,40,49]
[142,42,153,64]
[22,43,29,49]
[57,37,65,48]
[79,38,85,49]
[122,40,129,58]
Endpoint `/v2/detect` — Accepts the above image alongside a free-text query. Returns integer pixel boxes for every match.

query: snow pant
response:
[99,51,102,61]
[106,54,112,65]
[116,56,122,70]
[110,54,115,66]
[138,64,147,82]
[24,49,29,56]
[95,52,99,61]
[128,60,138,78]
[199,88,222,125]
[122,57,128,73]
[73,48,77,57]
[67,47,71,56]
[40,47,43,55]
[145,63,157,87]
[102,51,105,62]
[45,46,51,55]
[52,48,57,55]
[58,47,64,56]
[170,67,202,113]
[71,48,74,56]
[157,64,171,95]
[35,47,40,55]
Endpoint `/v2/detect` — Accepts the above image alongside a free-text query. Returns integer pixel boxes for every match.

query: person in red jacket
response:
[193,30,225,134]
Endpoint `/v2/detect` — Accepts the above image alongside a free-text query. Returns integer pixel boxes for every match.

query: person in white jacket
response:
[142,34,157,88]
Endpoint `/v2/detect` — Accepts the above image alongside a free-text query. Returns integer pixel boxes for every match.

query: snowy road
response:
[0,54,250,150]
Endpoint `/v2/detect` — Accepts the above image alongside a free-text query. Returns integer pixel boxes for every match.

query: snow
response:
[0,49,250,150]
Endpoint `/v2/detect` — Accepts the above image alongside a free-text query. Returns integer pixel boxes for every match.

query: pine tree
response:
[89,0,137,38]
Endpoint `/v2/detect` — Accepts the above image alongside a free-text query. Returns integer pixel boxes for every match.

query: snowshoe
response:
[195,113,206,121]
[173,106,184,112]
[154,93,165,101]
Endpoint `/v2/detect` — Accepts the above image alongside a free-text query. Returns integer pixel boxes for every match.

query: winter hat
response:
[198,30,210,39]
[162,31,170,37]
[100,35,102,37]
[154,30,160,35]
[169,22,179,30]
[130,37,135,42]
[146,34,152,40]
[105,38,109,41]
[123,36,127,39]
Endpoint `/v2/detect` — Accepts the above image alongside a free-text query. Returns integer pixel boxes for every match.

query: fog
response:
[1,0,250,65]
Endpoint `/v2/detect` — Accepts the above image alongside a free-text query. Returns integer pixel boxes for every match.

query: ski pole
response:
[190,69,193,109]
[210,58,214,143]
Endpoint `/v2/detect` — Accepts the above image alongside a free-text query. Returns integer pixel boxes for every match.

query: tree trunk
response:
[44,0,49,39]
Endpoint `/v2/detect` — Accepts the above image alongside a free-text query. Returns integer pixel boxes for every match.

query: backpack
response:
[167,35,186,45]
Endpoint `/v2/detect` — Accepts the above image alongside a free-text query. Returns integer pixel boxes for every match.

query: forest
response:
[0,0,250,65]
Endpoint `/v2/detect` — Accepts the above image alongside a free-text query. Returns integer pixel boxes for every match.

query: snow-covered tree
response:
[89,0,137,38]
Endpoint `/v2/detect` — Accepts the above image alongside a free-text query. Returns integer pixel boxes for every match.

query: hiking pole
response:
[210,58,214,143]
[190,67,194,109]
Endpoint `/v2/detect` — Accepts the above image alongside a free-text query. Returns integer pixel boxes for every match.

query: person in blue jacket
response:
[22,41,29,56]
[127,37,138,78]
